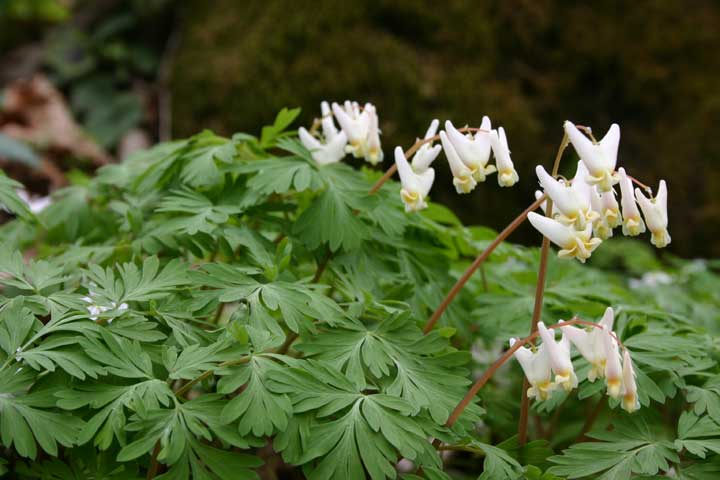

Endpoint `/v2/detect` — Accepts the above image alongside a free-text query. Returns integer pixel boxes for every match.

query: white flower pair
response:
[511,308,639,412]
[440,118,518,193]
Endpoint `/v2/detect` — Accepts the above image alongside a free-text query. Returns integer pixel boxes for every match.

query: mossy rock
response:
[170,0,720,257]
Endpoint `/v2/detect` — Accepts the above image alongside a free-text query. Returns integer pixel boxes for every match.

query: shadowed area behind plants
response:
[169,0,720,258]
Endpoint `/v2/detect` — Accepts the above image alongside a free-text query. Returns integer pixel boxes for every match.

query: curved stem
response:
[174,355,251,398]
[368,127,486,194]
[422,195,546,334]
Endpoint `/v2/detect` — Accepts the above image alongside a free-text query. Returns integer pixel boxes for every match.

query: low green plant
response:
[0,107,718,479]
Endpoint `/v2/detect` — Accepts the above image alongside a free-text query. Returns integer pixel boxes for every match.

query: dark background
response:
[2,0,719,257]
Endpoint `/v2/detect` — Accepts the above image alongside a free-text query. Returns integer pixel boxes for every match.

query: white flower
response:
[444,118,496,182]
[534,190,548,214]
[588,188,614,240]
[439,130,477,194]
[527,212,601,262]
[535,163,597,230]
[564,121,620,192]
[394,146,435,212]
[621,349,640,413]
[560,307,615,382]
[365,104,383,165]
[603,325,623,399]
[331,101,382,165]
[618,168,646,236]
[510,337,555,401]
[538,322,578,391]
[298,127,348,166]
[82,292,128,323]
[320,101,340,140]
[16,189,51,213]
[635,180,670,248]
[599,189,622,228]
[489,127,519,187]
[411,119,442,173]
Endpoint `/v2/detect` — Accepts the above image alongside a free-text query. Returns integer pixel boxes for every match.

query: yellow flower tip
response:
[498,168,519,187]
[622,393,640,413]
[588,170,620,193]
[555,372,575,392]
[367,148,383,165]
[604,209,621,228]
[606,377,622,399]
[623,217,645,236]
[453,175,477,194]
[650,229,671,248]
[528,380,554,401]
[400,189,426,212]
[588,364,604,383]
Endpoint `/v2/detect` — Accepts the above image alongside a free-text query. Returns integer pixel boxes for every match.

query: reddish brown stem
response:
[312,249,332,283]
[147,443,161,479]
[368,127,486,194]
[422,195,546,334]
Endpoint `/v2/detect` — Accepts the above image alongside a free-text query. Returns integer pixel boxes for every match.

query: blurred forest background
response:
[1,0,718,257]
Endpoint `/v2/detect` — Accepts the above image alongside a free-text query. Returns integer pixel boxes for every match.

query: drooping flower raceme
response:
[635,179,671,248]
[538,322,578,391]
[489,127,519,187]
[394,146,435,212]
[365,104,383,165]
[411,119,442,173]
[512,308,640,412]
[564,121,620,192]
[510,337,554,401]
[527,212,601,263]
[298,128,348,166]
[440,130,477,194]
[444,118,496,182]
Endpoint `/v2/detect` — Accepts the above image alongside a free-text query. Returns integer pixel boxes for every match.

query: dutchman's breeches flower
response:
[564,121,620,192]
[445,118,496,182]
[298,127,348,166]
[332,101,383,164]
[527,212,601,263]
[538,322,578,391]
[635,179,671,248]
[535,164,596,230]
[561,307,615,382]
[440,130,477,194]
[621,349,640,413]
[411,119,442,173]
[603,326,623,399]
[510,338,555,401]
[489,127,519,187]
[618,167,646,236]
[394,146,435,212]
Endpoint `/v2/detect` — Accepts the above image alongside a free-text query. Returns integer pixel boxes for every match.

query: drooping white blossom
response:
[618,167,646,236]
[527,212,601,262]
[444,118,496,182]
[394,146,435,212]
[538,322,578,392]
[298,126,348,166]
[635,180,671,248]
[489,127,519,187]
[603,325,623,399]
[621,349,640,413]
[564,121,620,192]
[411,119,442,173]
[440,130,477,194]
[560,307,615,382]
[535,163,597,230]
[510,337,555,401]
[331,101,383,164]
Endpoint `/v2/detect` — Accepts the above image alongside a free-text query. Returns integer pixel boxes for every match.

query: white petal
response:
[424,119,440,140]
[527,212,574,248]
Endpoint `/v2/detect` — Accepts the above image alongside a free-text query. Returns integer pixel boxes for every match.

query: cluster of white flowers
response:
[397,118,519,212]
[298,104,521,213]
[298,101,382,167]
[511,307,639,413]
[528,122,670,262]
[82,288,127,323]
